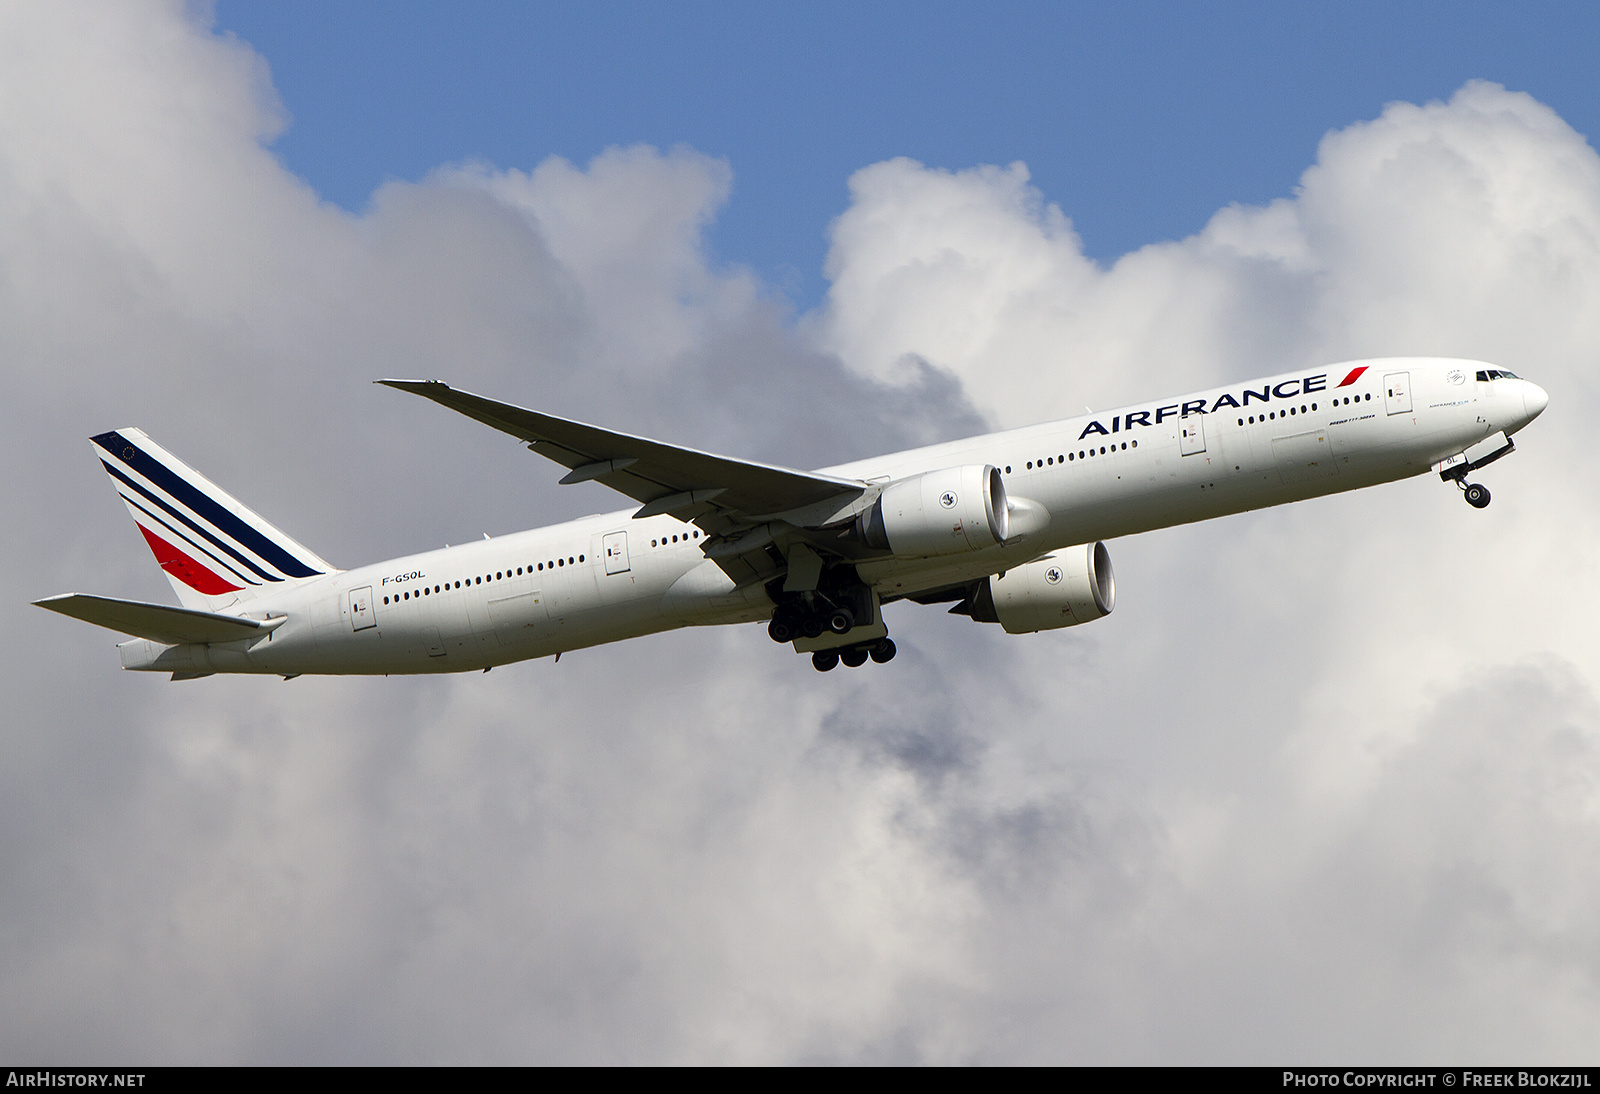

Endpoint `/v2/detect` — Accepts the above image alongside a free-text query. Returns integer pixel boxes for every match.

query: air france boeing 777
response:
[36,358,1548,677]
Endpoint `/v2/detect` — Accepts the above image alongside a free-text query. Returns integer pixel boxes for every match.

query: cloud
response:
[818,81,1600,427]
[2,3,1598,1063]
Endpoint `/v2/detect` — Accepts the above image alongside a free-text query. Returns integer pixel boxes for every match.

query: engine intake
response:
[855,465,1008,558]
[965,542,1115,633]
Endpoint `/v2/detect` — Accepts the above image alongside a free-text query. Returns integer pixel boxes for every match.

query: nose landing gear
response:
[1441,464,1491,509]
[1440,432,1514,510]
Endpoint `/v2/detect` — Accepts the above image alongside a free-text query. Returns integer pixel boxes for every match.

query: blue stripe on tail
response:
[92,432,322,579]
[99,459,281,583]
[114,483,263,587]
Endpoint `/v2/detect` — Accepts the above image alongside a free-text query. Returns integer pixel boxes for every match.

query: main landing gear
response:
[766,568,891,672]
[767,586,894,672]
[767,601,855,643]
[812,639,896,672]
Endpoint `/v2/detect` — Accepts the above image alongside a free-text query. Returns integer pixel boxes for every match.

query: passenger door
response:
[347,586,375,631]
[1385,371,1413,415]
[602,531,630,575]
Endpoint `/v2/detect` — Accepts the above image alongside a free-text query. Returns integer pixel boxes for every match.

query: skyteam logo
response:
[92,429,330,596]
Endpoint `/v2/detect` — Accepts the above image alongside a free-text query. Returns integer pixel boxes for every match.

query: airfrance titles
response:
[1078,372,1335,441]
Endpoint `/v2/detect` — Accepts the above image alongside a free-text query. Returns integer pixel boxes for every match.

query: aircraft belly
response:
[659,558,769,625]
[436,594,487,661]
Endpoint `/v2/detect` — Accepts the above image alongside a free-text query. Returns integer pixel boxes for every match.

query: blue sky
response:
[217,1,1600,307]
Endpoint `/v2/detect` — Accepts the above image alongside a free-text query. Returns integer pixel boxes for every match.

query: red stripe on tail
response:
[136,525,242,594]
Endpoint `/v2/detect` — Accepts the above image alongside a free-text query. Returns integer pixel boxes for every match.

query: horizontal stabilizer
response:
[33,594,281,646]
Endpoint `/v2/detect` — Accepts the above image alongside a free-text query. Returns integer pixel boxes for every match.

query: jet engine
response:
[853,465,1008,558]
[961,542,1115,633]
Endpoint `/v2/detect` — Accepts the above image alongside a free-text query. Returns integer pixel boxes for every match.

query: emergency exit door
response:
[1180,413,1206,455]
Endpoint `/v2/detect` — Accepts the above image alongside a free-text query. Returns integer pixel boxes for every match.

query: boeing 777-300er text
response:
[36,358,1548,677]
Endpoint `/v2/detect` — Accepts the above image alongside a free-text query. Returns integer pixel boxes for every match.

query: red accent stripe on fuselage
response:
[1337,366,1369,387]
[137,525,242,594]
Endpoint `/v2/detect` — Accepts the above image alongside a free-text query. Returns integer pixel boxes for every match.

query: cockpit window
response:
[1476,369,1520,381]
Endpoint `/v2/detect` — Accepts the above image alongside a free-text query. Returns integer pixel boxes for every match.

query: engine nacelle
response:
[970,542,1115,633]
[855,465,1008,558]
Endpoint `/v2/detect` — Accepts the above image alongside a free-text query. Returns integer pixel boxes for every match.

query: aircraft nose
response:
[1522,381,1550,421]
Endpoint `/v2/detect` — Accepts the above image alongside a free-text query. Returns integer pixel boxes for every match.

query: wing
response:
[378,380,861,520]
[34,593,284,646]
[379,380,875,585]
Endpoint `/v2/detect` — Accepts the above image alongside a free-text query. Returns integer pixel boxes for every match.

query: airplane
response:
[35,357,1548,678]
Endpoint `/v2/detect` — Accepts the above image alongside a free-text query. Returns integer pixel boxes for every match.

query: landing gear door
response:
[602,531,630,575]
[1179,413,1206,456]
[1385,371,1413,415]
[347,585,375,631]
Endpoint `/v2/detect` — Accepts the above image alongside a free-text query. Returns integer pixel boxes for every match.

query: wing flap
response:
[34,593,280,646]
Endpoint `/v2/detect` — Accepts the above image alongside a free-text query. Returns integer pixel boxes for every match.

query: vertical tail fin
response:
[91,429,336,611]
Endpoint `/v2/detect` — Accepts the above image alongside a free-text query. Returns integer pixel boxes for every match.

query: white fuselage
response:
[120,358,1546,676]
